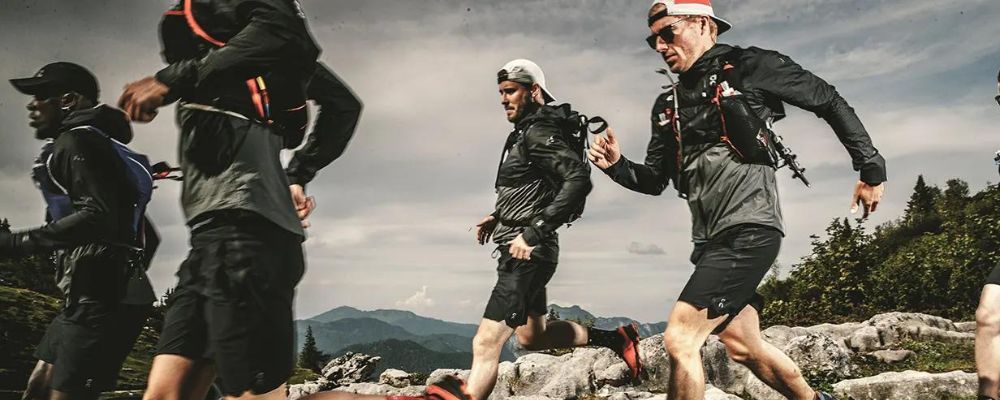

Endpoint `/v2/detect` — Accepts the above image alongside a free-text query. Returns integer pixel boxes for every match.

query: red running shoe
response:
[389,375,476,400]
[615,322,644,382]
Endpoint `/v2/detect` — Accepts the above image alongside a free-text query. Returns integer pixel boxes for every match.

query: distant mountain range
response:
[296,305,666,371]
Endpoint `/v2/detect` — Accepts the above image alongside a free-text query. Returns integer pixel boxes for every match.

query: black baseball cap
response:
[10,62,99,102]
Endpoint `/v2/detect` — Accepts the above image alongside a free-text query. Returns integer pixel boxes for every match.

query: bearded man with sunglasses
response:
[588,1,886,399]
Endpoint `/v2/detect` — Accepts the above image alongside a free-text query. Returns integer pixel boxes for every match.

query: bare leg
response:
[514,313,588,351]
[21,360,53,400]
[717,306,815,400]
[466,319,515,400]
[143,354,216,400]
[977,284,1000,399]
[662,301,726,400]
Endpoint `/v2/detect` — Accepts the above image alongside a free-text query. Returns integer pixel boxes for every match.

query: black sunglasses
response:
[645,16,692,49]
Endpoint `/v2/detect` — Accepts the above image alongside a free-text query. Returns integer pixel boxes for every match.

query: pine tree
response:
[904,175,937,217]
[299,326,325,373]
[0,218,9,233]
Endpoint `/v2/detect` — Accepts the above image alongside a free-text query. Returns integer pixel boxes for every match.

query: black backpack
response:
[519,104,607,225]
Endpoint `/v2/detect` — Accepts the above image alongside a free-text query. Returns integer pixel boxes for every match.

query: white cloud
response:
[396,285,436,309]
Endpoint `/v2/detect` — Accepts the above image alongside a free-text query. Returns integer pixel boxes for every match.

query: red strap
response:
[179,0,270,120]
[183,0,225,47]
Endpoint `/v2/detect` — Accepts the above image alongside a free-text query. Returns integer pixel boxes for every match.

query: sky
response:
[1,0,998,324]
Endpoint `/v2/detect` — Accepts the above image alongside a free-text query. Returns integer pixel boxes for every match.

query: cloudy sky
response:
[1,0,998,324]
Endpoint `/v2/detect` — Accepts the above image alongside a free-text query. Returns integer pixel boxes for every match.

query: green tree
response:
[299,326,326,373]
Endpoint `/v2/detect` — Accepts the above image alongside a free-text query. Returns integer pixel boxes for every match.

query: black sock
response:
[587,327,623,349]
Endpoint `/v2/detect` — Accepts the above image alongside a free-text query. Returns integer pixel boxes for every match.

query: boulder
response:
[287,378,332,400]
[832,370,976,400]
[637,334,670,392]
[955,321,976,332]
[322,352,381,385]
[701,336,748,395]
[846,313,972,352]
[782,333,853,379]
[426,368,471,386]
[334,382,425,397]
[867,349,915,364]
[379,368,418,388]
[495,347,629,399]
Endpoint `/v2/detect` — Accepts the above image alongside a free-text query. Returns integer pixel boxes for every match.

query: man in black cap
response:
[588,1,885,399]
[117,1,365,399]
[973,68,1000,400]
[5,62,157,400]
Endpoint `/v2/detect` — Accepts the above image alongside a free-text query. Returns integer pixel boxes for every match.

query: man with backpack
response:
[464,59,644,400]
[116,0,365,399]
[5,62,157,400]
[588,1,886,399]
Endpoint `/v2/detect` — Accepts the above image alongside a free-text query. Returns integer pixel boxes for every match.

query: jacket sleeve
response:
[1,132,123,255]
[602,102,675,195]
[155,1,303,102]
[520,125,593,246]
[750,50,887,185]
[285,62,363,187]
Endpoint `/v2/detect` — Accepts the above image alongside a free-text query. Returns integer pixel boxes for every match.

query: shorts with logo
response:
[483,247,557,328]
[678,224,781,334]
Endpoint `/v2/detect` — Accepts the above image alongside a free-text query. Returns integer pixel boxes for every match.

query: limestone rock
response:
[334,382,425,397]
[867,349,915,364]
[322,352,381,385]
[379,368,418,388]
[832,370,976,400]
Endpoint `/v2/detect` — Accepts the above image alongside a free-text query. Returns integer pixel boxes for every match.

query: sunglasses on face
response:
[645,16,692,49]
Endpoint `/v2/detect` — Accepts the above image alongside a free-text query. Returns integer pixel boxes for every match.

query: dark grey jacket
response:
[492,105,593,261]
[605,44,886,242]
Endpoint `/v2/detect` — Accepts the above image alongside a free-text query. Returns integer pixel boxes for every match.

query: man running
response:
[588,1,886,399]
[465,59,643,400]
[5,62,157,400]
[118,0,361,398]
[974,67,1000,400]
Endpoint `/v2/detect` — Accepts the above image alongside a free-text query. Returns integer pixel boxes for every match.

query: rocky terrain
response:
[288,312,978,400]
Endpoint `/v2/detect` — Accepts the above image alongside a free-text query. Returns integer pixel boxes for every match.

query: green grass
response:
[289,367,321,385]
[0,285,61,390]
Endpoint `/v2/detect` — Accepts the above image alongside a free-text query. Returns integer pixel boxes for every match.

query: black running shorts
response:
[156,211,304,396]
[678,224,781,334]
[34,302,151,394]
[987,262,1000,286]
[483,248,557,328]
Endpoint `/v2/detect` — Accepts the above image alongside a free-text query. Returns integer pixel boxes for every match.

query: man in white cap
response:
[589,1,887,399]
[973,68,1000,400]
[465,59,644,400]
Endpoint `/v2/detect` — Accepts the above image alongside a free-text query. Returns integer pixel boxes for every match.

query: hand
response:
[508,234,535,260]
[290,184,316,228]
[850,180,885,219]
[588,127,622,169]
[474,214,497,245]
[118,77,169,123]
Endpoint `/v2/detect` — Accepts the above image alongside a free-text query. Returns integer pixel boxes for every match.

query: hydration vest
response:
[159,0,317,148]
[32,126,155,246]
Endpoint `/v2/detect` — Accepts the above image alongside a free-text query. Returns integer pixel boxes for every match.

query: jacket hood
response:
[516,103,579,130]
[60,104,134,144]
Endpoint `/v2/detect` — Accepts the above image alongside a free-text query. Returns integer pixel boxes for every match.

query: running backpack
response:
[34,126,154,246]
[520,104,607,225]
